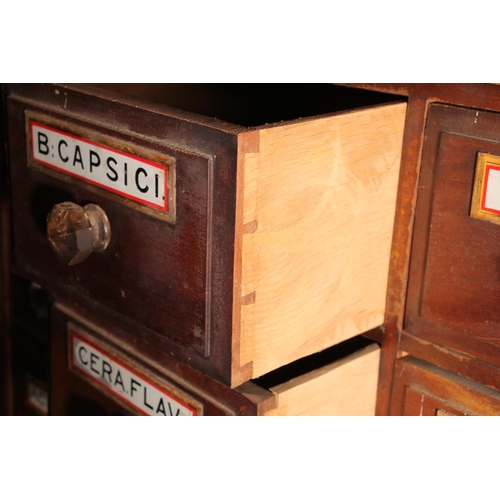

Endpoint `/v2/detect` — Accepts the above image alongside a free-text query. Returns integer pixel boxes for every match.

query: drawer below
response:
[51,303,380,416]
[390,357,500,416]
[262,343,380,416]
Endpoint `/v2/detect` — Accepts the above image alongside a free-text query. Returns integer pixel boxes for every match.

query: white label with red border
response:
[30,121,168,212]
[71,333,195,416]
[482,164,500,215]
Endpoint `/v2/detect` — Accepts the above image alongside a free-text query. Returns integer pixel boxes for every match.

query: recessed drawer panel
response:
[390,357,500,416]
[6,84,406,386]
[406,104,500,367]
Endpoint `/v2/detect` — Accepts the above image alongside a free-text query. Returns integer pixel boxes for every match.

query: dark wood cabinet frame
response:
[5,83,500,415]
[346,84,500,415]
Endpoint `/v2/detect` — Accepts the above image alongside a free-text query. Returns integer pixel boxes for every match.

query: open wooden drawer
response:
[6,84,405,386]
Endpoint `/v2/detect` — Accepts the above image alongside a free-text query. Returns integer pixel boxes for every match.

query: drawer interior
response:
[82,83,403,127]
[253,334,380,416]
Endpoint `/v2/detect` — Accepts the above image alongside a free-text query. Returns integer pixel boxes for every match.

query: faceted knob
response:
[46,202,111,265]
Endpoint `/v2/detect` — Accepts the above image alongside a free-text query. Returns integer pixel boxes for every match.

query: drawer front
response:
[50,304,275,416]
[6,85,238,383]
[9,98,209,354]
[390,357,500,416]
[51,303,378,416]
[406,104,500,366]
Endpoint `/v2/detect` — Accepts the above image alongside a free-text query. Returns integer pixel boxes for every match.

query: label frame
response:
[26,111,177,223]
[470,152,500,225]
[67,323,202,416]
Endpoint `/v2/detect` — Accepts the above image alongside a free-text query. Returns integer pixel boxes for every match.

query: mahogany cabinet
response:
[1,83,404,415]
[9,83,500,416]
[50,303,273,416]
[390,357,500,416]
[347,84,500,415]
[405,104,500,368]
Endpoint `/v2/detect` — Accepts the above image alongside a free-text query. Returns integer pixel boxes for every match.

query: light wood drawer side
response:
[263,343,380,416]
[235,103,407,379]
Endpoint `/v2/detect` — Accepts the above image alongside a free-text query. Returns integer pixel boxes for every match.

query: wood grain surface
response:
[236,103,407,379]
[264,343,380,416]
[390,357,500,416]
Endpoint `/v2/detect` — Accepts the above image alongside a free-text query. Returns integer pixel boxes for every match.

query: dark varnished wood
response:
[0,84,13,415]
[375,96,428,415]
[10,325,50,415]
[5,83,240,385]
[402,387,468,416]
[50,303,276,416]
[6,275,52,415]
[406,104,500,366]
[400,331,500,393]
[346,84,500,415]
[390,357,500,416]
[14,83,500,414]
[344,84,500,114]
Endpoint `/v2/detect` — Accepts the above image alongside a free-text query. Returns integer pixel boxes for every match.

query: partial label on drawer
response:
[69,326,196,416]
[26,378,49,415]
[471,152,500,225]
[26,113,175,222]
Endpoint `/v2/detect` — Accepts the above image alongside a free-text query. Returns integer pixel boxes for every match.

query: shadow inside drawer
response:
[253,332,378,390]
[84,83,403,127]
